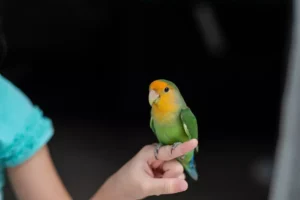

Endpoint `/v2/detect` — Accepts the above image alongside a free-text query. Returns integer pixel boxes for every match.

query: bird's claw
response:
[171,142,182,154]
[154,143,163,160]
[154,142,185,160]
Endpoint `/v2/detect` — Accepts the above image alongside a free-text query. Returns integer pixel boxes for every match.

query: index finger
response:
[145,139,198,162]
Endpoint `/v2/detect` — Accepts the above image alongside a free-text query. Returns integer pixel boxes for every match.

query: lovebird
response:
[148,79,199,181]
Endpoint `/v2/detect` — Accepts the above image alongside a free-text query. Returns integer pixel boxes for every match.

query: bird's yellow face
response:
[148,80,178,112]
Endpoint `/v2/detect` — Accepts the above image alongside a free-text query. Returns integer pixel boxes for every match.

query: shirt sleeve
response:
[0,74,54,167]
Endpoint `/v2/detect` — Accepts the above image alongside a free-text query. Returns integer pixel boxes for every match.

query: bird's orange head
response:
[148,79,185,112]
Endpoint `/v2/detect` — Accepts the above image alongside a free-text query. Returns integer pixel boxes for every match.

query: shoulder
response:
[0,74,54,168]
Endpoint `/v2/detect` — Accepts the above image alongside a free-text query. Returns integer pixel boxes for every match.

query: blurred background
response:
[0,0,292,199]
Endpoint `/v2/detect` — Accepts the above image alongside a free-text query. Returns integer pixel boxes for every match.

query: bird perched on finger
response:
[148,79,199,181]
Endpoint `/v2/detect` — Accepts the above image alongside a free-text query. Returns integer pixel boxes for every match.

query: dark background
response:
[0,0,291,199]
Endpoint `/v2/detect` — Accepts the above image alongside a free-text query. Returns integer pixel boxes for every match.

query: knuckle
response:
[166,146,173,157]
[179,174,186,180]
[176,164,184,173]
[180,173,186,179]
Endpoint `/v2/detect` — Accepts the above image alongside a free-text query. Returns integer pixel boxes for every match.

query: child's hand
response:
[92,139,198,200]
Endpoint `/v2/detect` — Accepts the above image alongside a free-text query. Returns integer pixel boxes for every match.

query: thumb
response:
[149,178,188,196]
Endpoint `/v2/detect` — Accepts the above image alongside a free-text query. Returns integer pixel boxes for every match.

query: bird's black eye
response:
[164,87,169,93]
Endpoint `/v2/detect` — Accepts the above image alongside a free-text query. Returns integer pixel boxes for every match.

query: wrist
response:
[90,174,134,200]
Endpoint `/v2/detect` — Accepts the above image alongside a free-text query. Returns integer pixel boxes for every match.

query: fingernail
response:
[179,180,188,191]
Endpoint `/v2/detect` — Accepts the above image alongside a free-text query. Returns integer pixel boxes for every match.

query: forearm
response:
[7,146,72,200]
[8,144,132,200]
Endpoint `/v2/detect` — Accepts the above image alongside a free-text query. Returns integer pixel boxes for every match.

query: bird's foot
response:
[154,143,163,160]
[171,142,182,155]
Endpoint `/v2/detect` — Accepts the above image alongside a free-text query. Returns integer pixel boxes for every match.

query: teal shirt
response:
[0,74,54,199]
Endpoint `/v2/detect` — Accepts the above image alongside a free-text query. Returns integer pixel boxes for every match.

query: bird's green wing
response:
[180,107,199,152]
[150,116,156,135]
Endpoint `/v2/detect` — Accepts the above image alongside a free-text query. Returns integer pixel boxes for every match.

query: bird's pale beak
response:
[149,90,159,106]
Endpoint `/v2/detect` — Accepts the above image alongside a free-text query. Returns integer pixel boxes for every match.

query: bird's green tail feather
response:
[180,155,198,181]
